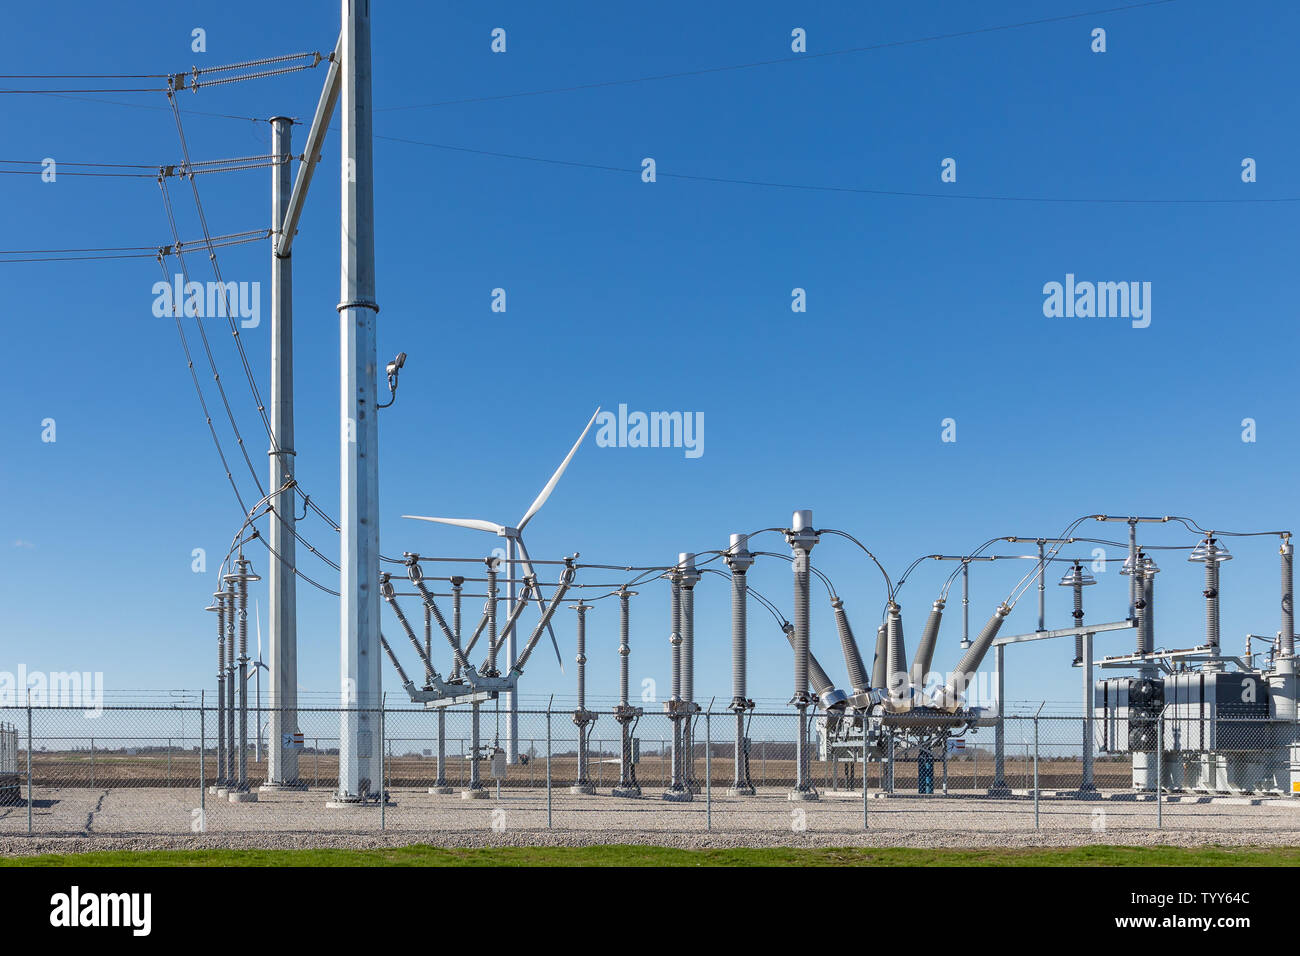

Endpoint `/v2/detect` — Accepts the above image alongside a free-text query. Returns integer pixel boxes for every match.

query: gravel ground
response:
[3,786,1300,856]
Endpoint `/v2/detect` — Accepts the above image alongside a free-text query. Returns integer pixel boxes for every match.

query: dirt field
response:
[20,751,1131,791]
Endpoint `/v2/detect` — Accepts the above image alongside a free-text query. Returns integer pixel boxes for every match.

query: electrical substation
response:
[4,3,1296,840]
[162,2,1300,811]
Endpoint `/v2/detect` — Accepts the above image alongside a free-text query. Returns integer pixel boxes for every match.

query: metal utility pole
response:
[335,0,383,805]
[266,114,302,791]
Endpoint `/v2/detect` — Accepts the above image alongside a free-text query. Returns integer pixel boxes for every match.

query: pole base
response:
[228,791,259,803]
[787,788,820,802]
[611,786,642,799]
[325,792,382,808]
[427,785,455,795]
[986,785,1013,797]
[569,784,596,795]
[207,784,226,794]
[215,787,230,798]
[462,787,490,800]
[259,781,308,792]
[727,786,756,796]
[661,788,693,803]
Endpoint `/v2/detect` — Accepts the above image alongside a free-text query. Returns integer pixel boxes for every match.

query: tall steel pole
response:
[335,0,383,804]
[267,115,301,791]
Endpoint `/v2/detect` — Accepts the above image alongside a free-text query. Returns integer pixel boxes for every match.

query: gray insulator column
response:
[1142,557,1158,654]
[792,554,811,702]
[1072,575,1084,663]
[377,630,412,687]
[726,535,755,795]
[1283,539,1295,657]
[225,595,236,786]
[613,588,641,797]
[664,568,689,801]
[909,599,945,691]
[831,598,869,695]
[1059,561,1095,666]
[871,623,888,690]
[1189,537,1230,655]
[408,560,469,674]
[570,602,595,794]
[885,602,907,701]
[209,591,227,787]
[379,574,438,683]
[785,509,819,801]
[942,604,1012,705]
[782,624,836,702]
[226,557,261,793]
[679,554,700,793]
[449,577,462,677]
[669,573,683,702]
[484,559,498,675]
[1132,562,1148,655]
[511,567,574,673]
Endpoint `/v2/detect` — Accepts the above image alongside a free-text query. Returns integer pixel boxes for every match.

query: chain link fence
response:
[1,704,1296,839]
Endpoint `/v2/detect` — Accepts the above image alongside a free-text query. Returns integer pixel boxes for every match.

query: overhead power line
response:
[374,133,1300,206]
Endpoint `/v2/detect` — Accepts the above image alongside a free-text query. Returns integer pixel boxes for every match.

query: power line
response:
[375,133,1299,206]
[377,0,1182,113]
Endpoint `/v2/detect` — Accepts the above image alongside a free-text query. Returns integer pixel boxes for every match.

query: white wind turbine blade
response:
[255,600,262,664]
[515,535,564,671]
[402,515,506,535]
[516,407,601,532]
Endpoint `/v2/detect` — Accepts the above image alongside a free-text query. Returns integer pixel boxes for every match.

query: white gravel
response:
[3,786,1299,856]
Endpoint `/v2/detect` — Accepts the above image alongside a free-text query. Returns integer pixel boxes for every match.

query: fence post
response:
[1156,706,1164,830]
[200,692,206,821]
[168,737,172,788]
[1033,705,1044,829]
[705,707,712,831]
[90,735,94,788]
[380,697,386,831]
[26,691,33,835]
[546,701,553,829]
[862,732,869,830]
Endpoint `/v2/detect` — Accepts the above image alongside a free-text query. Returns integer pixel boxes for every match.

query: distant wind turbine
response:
[402,407,600,675]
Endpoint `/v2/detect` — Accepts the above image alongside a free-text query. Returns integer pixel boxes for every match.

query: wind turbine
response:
[245,600,269,763]
[403,407,601,761]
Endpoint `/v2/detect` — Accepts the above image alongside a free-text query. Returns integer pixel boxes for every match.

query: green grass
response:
[5,844,1300,867]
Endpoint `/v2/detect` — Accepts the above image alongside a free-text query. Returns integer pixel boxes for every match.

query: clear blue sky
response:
[1,0,1296,713]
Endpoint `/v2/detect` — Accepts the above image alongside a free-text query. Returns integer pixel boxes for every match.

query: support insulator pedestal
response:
[663,566,691,802]
[224,557,262,802]
[612,588,643,798]
[206,591,228,792]
[726,535,756,795]
[785,509,820,802]
[569,602,597,794]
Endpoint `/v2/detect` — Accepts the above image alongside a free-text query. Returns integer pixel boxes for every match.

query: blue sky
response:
[1,0,1296,713]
